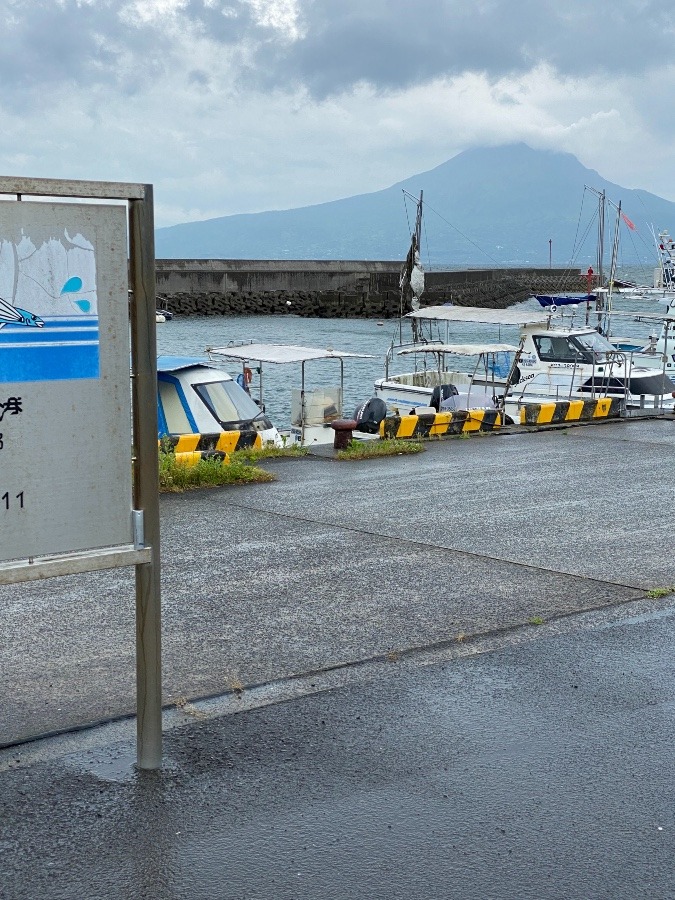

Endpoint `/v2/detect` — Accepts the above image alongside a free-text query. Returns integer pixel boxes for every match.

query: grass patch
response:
[647,587,675,599]
[159,450,275,492]
[528,616,544,626]
[231,444,309,463]
[337,438,424,460]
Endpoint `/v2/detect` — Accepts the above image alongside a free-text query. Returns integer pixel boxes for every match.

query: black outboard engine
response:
[430,383,458,411]
[353,397,387,433]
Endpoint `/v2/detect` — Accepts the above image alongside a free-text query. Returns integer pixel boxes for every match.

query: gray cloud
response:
[232,0,675,96]
[2,0,671,106]
[0,0,170,100]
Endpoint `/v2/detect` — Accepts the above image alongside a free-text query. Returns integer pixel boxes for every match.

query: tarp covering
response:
[406,306,550,326]
[208,344,373,364]
[397,342,520,356]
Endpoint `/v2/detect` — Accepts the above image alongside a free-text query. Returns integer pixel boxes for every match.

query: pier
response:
[155,259,584,317]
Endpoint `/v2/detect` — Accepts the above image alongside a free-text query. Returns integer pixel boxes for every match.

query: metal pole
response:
[129,185,162,770]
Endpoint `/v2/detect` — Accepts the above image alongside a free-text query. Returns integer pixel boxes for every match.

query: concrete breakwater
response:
[155,260,585,318]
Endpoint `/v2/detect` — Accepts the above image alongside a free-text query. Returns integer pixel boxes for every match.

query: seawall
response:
[155,260,585,318]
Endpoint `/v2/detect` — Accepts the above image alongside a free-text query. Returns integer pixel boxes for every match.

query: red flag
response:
[621,212,636,230]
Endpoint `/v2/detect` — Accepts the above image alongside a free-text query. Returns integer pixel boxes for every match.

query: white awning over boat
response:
[406,305,550,326]
[397,342,520,356]
[208,343,373,364]
[610,311,675,322]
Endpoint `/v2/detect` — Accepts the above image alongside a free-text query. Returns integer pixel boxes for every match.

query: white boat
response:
[157,356,282,449]
[374,305,675,419]
[206,343,382,446]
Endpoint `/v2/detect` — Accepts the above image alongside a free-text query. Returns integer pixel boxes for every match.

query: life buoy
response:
[244,367,253,385]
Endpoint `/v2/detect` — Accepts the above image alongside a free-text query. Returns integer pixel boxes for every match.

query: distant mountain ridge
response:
[155,144,675,267]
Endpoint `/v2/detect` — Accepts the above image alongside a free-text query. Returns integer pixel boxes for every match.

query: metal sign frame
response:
[0,176,161,769]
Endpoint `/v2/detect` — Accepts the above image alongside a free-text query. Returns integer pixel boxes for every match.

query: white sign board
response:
[0,201,133,562]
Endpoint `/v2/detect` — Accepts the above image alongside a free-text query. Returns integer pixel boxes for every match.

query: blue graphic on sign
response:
[0,230,99,383]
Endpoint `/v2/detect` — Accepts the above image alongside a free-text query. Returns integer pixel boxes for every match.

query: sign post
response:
[0,177,161,769]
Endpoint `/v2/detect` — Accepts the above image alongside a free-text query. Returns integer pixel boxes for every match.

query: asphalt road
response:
[2,595,675,899]
[2,417,675,897]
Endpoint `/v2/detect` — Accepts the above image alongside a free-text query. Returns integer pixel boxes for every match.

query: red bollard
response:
[331,418,358,450]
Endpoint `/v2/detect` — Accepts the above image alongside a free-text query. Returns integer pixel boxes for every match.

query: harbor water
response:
[156,292,669,429]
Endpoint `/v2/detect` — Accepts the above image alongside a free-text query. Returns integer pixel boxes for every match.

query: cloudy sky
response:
[1,0,673,227]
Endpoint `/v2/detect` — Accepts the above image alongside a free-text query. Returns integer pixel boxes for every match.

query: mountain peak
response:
[155,144,673,266]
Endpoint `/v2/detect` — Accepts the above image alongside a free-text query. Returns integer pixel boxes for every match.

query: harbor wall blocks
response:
[155,262,585,319]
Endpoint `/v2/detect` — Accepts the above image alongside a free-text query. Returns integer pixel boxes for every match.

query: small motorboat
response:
[157,356,282,450]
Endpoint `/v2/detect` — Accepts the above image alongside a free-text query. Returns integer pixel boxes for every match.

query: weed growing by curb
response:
[337,439,424,460]
[159,451,275,492]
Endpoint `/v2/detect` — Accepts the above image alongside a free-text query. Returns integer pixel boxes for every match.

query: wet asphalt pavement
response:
[2,418,675,897]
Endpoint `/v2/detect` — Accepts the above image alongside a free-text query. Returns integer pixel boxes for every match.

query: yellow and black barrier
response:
[159,430,263,454]
[381,408,503,439]
[519,397,624,426]
[159,431,263,466]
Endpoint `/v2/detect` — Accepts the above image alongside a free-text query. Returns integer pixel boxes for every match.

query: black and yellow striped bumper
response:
[519,397,624,426]
[159,431,262,465]
[381,409,503,439]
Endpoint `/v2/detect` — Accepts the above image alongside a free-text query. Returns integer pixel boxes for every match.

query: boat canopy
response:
[406,306,550,326]
[397,342,520,356]
[208,343,373,364]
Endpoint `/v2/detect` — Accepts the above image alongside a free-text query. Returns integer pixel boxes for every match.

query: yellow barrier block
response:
[397,416,419,439]
[173,434,200,453]
[429,412,452,436]
[565,400,585,421]
[174,451,229,467]
[174,451,203,467]
[594,398,612,418]
[536,403,557,424]
[216,432,244,453]
[462,410,485,432]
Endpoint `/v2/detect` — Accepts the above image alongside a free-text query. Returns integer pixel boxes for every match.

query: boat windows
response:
[572,331,614,363]
[534,331,613,364]
[534,335,585,363]
[193,380,262,427]
[158,380,193,435]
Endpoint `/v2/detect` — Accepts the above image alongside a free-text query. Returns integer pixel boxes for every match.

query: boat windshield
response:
[570,331,615,363]
[193,379,262,426]
[534,331,613,364]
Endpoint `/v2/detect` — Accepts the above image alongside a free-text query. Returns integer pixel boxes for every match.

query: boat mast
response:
[605,200,622,336]
[596,189,605,331]
[400,190,425,342]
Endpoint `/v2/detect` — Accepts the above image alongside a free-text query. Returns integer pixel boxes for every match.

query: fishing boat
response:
[206,343,382,446]
[157,356,282,448]
[374,304,675,419]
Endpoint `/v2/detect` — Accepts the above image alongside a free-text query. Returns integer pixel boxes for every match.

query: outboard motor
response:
[430,383,458,411]
[353,397,387,434]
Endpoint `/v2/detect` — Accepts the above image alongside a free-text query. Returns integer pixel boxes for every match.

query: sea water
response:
[156,291,667,429]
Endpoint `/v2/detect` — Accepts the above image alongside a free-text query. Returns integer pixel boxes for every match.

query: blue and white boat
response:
[157,356,282,451]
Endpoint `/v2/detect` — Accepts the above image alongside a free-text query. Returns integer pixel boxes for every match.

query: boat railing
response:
[509,349,631,406]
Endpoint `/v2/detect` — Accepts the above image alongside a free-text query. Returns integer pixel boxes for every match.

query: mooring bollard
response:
[331,418,358,450]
